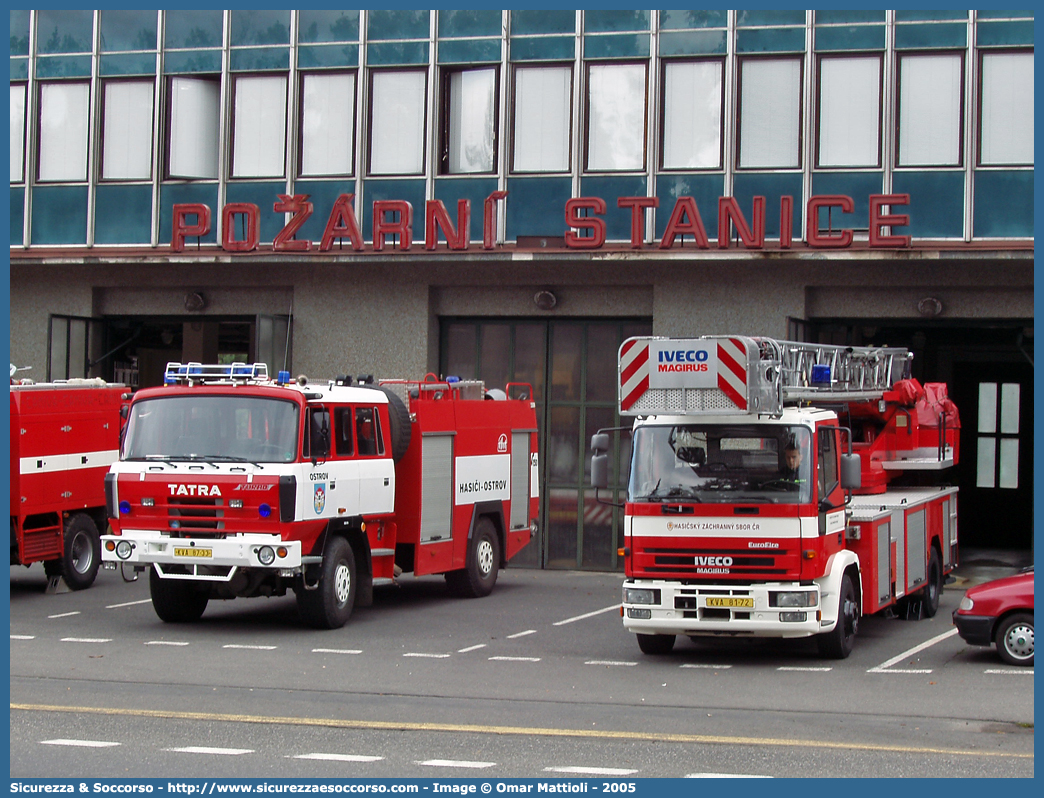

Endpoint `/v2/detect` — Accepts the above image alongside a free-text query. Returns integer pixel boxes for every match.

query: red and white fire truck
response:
[10,378,127,590]
[101,363,539,628]
[592,336,960,658]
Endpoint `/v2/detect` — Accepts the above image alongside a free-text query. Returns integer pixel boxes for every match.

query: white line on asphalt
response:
[507,629,537,639]
[585,660,637,667]
[680,663,732,669]
[106,599,152,609]
[222,644,277,650]
[868,628,958,673]
[457,644,487,653]
[545,766,638,776]
[145,641,189,646]
[166,746,254,755]
[489,656,541,662]
[10,635,35,640]
[777,666,832,672]
[41,739,120,748]
[404,653,451,658]
[553,604,621,626]
[313,648,362,655]
[687,773,772,778]
[291,754,384,762]
[48,612,81,619]
[418,759,496,769]
[874,668,934,674]
[61,638,111,643]
[984,668,1034,675]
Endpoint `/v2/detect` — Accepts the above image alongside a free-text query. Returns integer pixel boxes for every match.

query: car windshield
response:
[628,423,812,504]
[123,394,299,464]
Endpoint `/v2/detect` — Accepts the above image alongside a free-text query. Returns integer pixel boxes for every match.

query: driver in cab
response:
[779,439,807,488]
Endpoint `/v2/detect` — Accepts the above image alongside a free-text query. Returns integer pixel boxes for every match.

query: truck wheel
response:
[636,634,676,655]
[378,387,412,463]
[447,518,500,598]
[297,536,356,629]
[57,514,101,590]
[149,567,209,623]
[817,572,859,659]
[995,613,1034,667]
[923,547,943,618]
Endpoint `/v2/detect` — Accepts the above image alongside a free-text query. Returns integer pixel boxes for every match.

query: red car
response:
[953,566,1034,666]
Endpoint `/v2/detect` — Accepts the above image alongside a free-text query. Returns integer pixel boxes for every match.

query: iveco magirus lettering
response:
[591,335,960,658]
[101,363,539,629]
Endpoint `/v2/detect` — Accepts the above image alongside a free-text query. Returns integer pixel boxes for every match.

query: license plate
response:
[174,547,212,558]
[705,597,754,609]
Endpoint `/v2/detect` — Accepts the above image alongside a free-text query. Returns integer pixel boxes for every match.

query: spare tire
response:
[378,387,413,463]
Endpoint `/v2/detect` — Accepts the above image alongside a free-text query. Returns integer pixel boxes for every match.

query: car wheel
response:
[149,567,210,623]
[817,571,859,659]
[995,612,1034,667]
[923,547,943,618]
[636,634,676,655]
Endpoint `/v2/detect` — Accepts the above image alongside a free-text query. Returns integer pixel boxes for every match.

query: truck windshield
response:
[628,424,812,504]
[123,395,300,464]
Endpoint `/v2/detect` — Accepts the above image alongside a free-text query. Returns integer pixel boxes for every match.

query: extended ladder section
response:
[619,336,911,417]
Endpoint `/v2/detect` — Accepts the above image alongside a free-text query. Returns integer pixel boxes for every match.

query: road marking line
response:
[489,656,541,662]
[984,668,1034,674]
[41,739,120,748]
[687,773,771,778]
[61,638,111,643]
[419,759,496,769]
[291,754,383,762]
[777,666,832,672]
[223,644,277,650]
[680,663,732,669]
[10,635,35,640]
[585,660,637,667]
[106,599,152,609]
[404,653,451,658]
[145,641,189,647]
[166,746,253,755]
[545,767,638,776]
[13,703,1033,760]
[313,649,362,655]
[553,604,621,626]
[48,612,81,619]
[507,629,537,639]
[457,644,487,653]
[868,628,957,673]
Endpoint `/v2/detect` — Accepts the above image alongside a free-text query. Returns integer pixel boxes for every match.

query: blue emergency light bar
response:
[810,364,832,386]
[164,362,270,384]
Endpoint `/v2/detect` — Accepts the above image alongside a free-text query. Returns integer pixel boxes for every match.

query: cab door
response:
[815,422,847,547]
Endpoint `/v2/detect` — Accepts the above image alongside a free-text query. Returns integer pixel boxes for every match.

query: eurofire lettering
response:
[170,193,911,253]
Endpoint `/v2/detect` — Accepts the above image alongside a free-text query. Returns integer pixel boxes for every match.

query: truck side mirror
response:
[840,453,862,490]
[591,453,609,489]
[590,433,609,454]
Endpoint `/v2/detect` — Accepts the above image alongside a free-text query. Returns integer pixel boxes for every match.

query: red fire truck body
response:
[592,336,960,658]
[101,363,539,628]
[10,380,126,589]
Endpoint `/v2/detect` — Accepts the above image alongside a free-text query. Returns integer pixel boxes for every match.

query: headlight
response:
[115,540,134,560]
[958,596,974,612]
[624,588,659,605]
[769,591,816,608]
[256,546,276,566]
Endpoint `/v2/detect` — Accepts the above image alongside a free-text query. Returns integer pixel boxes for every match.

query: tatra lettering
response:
[167,484,222,497]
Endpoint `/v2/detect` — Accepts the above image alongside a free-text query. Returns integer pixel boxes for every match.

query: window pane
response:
[301,72,355,176]
[998,438,1019,489]
[1000,383,1020,434]
[662,60,722,169]
[513,66,570,172]
[103,81,154,180]
[980,52,1033,165]
[370,70,426,175]
[169,77,220,179]
[232,75,287,178]
[587,63,646,171]
[447,68,495,173]
[38,82,90,181]
[10,84,25,182]
[977,382,997,433]
[739,58,801,168]
[478,324,510,390]
[975,437,996,488]
[818,56,880,167]
[898,54,961,166]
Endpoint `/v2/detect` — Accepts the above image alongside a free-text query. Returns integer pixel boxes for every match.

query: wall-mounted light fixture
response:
[534,290,557,311]
[184,292,207,312]
[917,297,943,317]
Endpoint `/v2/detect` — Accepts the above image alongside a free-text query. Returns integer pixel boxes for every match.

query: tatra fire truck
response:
[101,363,539,628]
[591,336,960,658]
[10,378,126,590]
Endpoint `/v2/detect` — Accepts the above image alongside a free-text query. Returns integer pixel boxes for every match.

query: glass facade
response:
[9,9,1033,248]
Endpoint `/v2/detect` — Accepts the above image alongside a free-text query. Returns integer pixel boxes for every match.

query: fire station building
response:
[9,10,1034,568]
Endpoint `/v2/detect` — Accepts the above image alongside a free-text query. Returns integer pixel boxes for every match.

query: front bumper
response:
[952,610,995,647]
[101,530,302,580]
[622,579,825,639]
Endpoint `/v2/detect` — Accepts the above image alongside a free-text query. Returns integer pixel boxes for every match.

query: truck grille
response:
[640,546,794,579]
[167,497,225,534]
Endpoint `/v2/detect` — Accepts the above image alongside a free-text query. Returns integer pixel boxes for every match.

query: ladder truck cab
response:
[10,378,127,590]
[591,336,960,659]
[101,363,539,629]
